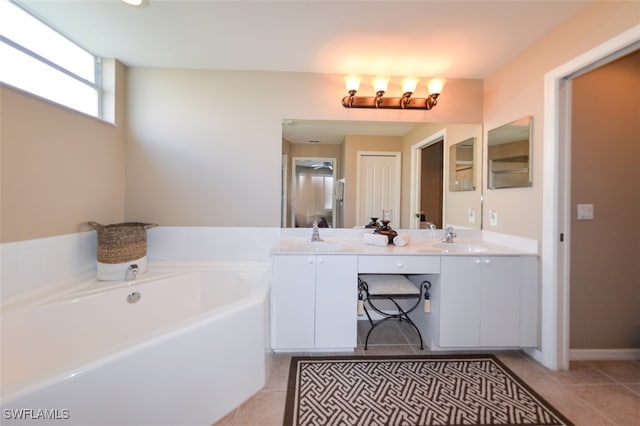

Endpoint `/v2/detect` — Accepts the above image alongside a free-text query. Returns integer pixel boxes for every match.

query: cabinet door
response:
[480,257,521,346]
[271,255,315,349]
[440,256,522,348]
[315,255,358,349]
[440,257,481,346]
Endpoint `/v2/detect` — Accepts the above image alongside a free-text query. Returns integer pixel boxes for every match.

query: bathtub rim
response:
[1,260,271,404]
[1,260,271,311]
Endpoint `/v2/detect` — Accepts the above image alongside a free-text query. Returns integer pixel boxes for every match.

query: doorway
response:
[569,50,640,357]
[420,141,444,229]
[541,26,640,370]
[410,130,445,229]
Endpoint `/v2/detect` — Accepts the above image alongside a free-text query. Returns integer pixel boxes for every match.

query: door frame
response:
[355,151,401,227]
[536,24,640,370]
[281,154,288,227]
[409,129,446,229]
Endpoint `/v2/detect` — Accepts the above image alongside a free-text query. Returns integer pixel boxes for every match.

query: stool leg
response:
[364,316,394,350]
[362,293,426,350]
[404,316,424,350]
[390,300,425,350]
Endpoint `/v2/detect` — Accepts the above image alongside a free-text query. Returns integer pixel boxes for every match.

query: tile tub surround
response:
[1,227,280,301]
[214,321,640,426]
[1,231,97,300]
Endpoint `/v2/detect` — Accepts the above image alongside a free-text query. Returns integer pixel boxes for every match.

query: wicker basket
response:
[88,221,157,264]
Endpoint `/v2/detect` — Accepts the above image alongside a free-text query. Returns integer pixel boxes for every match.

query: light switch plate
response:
[468,208,476,224]
[577,203,594,220]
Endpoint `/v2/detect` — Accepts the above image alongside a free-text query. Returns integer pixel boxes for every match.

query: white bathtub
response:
[1,261,270,426]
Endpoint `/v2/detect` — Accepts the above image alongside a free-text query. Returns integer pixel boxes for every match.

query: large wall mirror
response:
[282,120,483,230]
[487,116,533,189]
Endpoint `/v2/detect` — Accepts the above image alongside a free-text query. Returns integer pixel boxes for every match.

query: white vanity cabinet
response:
[271,254,358,351]
[438,255,538,348]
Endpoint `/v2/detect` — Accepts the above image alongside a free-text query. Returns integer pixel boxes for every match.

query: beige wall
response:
[570,50,640,349]
[482,1,640,240]
[0,60,127,242]
[124,69,482,228]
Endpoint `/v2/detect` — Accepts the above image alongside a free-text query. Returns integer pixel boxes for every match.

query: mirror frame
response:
[487,116,533,189]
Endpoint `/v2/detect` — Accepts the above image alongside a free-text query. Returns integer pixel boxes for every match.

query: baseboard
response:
[569,348,640,361]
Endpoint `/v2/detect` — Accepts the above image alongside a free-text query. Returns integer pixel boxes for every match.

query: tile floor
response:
[213,320,640,426]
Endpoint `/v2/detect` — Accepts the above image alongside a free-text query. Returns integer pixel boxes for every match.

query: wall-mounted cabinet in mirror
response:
[487,116,532,189]
[449,137,475,191]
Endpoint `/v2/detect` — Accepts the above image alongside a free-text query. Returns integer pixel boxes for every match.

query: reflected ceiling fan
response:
[311,161,333,170]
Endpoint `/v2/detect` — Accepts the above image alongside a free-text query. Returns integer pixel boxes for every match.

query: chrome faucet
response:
[125,264,139,281]
[309,221,323,242]
[441,226,456,243]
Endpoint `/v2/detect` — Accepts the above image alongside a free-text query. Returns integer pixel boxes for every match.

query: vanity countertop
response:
[270,236,537,256]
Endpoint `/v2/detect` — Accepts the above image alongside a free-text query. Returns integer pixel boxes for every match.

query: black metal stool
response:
[358,274,428,350]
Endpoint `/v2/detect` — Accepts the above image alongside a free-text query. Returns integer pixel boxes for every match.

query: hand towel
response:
[363,233,389,247]
[393,233,411,247]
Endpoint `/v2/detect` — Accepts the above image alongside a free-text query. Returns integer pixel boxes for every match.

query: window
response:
[0,1,101,117]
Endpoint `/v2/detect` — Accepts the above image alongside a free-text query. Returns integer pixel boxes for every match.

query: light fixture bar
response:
[341,77,442,110]
[121,0,147,7]
[342,93,440,110]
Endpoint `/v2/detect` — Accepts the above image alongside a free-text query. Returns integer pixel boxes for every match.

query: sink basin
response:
[432,242,488,253]
[282,240,350,252]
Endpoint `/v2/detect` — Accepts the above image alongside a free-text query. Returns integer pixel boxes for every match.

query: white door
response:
[356,152,401,227]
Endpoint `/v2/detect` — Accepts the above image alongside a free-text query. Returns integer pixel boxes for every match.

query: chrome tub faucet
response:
[125,264,139,281]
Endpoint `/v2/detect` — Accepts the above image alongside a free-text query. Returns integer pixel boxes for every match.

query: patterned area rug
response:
[284,354,573,426]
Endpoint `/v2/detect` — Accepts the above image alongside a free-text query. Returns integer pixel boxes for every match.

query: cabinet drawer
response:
[358,255,440,274]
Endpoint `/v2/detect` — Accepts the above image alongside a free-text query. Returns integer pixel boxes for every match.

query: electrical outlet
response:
[468,208,476,224]
[489,210,498,226]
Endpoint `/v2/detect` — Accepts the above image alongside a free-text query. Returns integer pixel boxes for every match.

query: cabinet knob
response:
[318,258,325,264]
[307,258,314,264]
[475,259,481,264]
[396,262,403,268]
[484,258,491,264]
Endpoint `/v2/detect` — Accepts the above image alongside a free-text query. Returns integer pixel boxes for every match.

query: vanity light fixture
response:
[121,0,147,7]
[342,76,444,110]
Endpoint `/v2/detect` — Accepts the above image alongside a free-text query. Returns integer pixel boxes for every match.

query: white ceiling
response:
[21,0,591,77]
[18,0,592,143]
